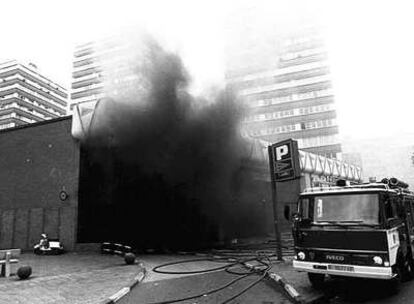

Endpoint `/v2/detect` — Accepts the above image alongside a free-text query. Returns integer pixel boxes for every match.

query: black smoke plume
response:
[77,35,272,250]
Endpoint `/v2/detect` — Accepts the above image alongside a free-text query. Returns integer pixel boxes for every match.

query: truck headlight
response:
[373,256,383,265]
[298,252,306,260]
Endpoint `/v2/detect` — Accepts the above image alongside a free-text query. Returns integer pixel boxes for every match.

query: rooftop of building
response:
[0,115,71,135]
[0,59,67,92]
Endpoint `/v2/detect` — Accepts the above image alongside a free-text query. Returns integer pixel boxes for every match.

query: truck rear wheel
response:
[308,273,325,289]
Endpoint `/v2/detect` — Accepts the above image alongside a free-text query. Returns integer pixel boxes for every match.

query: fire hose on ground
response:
[146,254,274,304]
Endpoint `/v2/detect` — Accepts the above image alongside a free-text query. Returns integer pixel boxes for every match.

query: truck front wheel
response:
[402,253,414,281]
[308,273,325,289]
[388,260,403,295]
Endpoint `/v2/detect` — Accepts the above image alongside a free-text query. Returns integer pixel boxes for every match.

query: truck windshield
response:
[300,193,380,225]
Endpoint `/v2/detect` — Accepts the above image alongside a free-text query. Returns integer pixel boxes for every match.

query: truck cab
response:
[292,178,414,291]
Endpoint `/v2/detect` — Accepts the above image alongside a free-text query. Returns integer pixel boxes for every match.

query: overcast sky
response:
[2,0,414,140]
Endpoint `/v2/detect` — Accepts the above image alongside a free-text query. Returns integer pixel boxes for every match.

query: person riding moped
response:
[39,234,50,249]
[34,233,51,254]
[34,233,64,255]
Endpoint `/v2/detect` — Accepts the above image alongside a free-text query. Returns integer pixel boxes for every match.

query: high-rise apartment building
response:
[0,60,67,130]
[226,26,341,158]
[71,33,142,111]
[71,42,105,110]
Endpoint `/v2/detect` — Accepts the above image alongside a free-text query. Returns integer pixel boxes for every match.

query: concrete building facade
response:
[0,60,67,130]
[226,27,341,159]
[70,34,142,111]
[71,42,105,110]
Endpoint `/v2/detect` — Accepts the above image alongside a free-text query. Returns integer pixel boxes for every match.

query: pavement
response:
[0,251,322,304]
[0,252,144,304]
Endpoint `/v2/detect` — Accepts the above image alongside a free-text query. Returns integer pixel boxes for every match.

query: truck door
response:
[404,198,414,254]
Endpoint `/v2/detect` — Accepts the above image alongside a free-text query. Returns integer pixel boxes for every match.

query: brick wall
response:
[0,117,80,250]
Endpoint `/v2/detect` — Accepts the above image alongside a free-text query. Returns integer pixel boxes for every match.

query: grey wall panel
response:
[28,208,44,249]
[44,208,59,240]
[13,209,29,249]
[59,207,76,250]
[0,210,15,249]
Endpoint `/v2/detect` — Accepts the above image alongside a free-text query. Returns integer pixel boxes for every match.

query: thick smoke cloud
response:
[78,34,272,250]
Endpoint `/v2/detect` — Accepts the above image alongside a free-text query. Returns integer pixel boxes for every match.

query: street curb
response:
[244,262,307,304]
[267,272,304,304]
[100,264,147,304]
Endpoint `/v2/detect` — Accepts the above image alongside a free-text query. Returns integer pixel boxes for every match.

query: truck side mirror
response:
[284,205,290,221]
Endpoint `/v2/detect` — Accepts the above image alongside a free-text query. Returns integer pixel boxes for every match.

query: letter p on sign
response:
[275,144,289,160]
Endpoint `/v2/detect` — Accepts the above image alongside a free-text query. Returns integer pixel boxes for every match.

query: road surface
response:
[119,269,291,304]
[321,276,414,303]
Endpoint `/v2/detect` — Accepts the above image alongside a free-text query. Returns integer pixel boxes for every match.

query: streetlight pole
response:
[268,146,284,261]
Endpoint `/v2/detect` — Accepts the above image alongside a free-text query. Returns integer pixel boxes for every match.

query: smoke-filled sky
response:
[2,0,414,139]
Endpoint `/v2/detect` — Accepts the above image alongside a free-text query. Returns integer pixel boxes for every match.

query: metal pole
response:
[268,146,283,261]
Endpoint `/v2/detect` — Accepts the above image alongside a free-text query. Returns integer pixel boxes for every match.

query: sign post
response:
[268,139,300,260]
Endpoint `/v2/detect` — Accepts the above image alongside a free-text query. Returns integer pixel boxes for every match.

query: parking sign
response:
[269,139,300,181]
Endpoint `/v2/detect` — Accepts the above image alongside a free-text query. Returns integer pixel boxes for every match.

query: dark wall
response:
[0,117,80,250]
[77,146,274,250]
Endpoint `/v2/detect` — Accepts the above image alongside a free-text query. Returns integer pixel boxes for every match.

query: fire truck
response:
[291,177,414,292]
